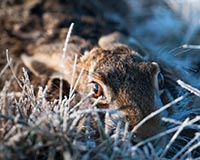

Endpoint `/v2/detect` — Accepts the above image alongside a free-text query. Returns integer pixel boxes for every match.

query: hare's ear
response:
[98,32,147,58]
[21,54,57,77]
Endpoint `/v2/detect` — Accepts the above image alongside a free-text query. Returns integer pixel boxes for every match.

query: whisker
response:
[167,45,184,55]
[174,48,192,56]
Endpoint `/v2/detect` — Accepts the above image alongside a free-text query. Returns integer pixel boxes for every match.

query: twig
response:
[0,60,10,77]
[6,50,36,105]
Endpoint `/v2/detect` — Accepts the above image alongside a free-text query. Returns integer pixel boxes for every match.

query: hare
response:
[20,33,164,143]
[20,32,199,146]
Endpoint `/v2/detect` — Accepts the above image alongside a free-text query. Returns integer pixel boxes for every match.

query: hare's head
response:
[79,46,165,141]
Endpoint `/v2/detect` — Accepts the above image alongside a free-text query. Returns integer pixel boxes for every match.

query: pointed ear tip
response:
[21,54,31,63]
[151,62,157,65]
[89,47,101,52]
[151,62,159,67]
[20,54,43,76]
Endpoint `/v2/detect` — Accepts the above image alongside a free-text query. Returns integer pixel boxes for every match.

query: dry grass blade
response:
[69,54,78,99]
[69,108,118,119]
[162,117,200,129]
[69,91,93,114]
[182,44,200,49]
[59,22,74,104]
[131,94,187,135]
[70,68,84,96]
[172,133,200,159]
[5,50,36,107]
[160,117,190,158]
[0,60,10,77]
[6,49,22,89]
[62,22,74,67]
[181,141,200,159]
[135,116,200,148]
[0,113,29,126]
[177,80,200,97]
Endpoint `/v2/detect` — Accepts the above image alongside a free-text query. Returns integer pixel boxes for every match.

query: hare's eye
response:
[93,83,103,98]
[158,72,164,90]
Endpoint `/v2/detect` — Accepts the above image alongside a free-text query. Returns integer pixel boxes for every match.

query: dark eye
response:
[158,72,164,90]
[93,83,103,98]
